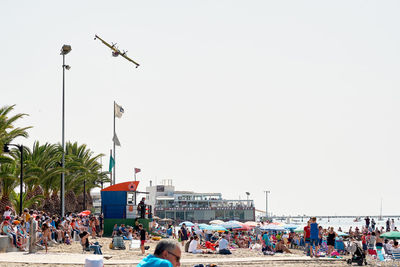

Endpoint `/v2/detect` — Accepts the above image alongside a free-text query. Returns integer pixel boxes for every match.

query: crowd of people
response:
[2,205,400,267]
[0,206,104,252]
[151,216,400,260]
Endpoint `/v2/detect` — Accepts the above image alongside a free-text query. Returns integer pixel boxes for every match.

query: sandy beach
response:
[0,237,352,266]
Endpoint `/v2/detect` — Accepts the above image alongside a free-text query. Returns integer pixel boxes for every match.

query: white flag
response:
[115,102,124,118]
[113,134,121,146]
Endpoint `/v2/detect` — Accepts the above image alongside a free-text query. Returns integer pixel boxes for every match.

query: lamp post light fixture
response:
[245,192,250,207]
[3,144,24,216]
[60,44,71,218]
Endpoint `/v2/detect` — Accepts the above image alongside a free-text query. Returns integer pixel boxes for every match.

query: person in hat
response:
[0,216,17,247]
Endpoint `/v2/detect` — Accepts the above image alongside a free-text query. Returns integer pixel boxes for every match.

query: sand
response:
[0,237,354,266]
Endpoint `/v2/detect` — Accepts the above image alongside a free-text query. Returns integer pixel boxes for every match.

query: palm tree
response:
[10,191,44,215]
[63,142,110,213]
[0,162,18,212]
[0,105,31,213]
[21,142,63,213]
[0,105,31,146]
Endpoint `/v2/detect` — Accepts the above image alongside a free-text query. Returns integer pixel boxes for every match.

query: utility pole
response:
[264,190,270,219]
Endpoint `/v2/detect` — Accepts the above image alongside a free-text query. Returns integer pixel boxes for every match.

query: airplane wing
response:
[121,53,140,68]
[95,34,119,53]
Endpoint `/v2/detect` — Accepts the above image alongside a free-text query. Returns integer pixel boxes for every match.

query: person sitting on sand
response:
[111,224,119,237]
[64,233,71,245]
[262,231,272,252]
[185,236,194,252]
[275,240,292,254]
[216,234,231,254]
[188,235,205,254]
[137,239,181,267]
[79,231,102,255]
[392,241,400,254]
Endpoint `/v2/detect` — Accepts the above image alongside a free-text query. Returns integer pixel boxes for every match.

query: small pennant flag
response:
[115,102,124,118]
[109,155,115,173]
[113,134,121,146]
[134,168,141,174]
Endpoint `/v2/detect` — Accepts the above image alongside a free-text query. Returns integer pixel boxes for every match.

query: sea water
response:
[283,217,400,231]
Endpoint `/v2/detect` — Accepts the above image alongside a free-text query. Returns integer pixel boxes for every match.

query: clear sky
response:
[1,0,400,216]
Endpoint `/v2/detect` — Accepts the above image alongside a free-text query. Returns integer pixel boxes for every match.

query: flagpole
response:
[100,156,103,190]
[113,101,116,185]
[110,149,113,186]
[134,171,137,206]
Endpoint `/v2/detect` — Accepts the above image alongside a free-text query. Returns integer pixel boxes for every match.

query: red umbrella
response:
[78,210,91,216]
[236,222,252,231]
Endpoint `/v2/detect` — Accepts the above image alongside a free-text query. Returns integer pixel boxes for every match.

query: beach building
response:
[91,191,101,214]
[146,179,255,223]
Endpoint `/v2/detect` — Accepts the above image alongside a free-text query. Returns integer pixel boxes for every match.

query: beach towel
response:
[205,241,216,251]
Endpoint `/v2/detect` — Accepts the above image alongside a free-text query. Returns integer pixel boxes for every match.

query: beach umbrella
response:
[198,223,210,230]
[209,220,224,225]
[179,221,194,227]
[283,224,299,230]
[222,221,242,229]
[78,210,91,216]
[381,231,400,239]
[294,226,305,233]
[244,221,258,227]
[208,224,227,231]
[260,224,286,231]
[237,224,252,231]
[268,222,285,226]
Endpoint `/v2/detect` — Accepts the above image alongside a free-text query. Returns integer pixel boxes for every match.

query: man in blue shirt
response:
[137,239,181,267]
[262,232,271,251]
[309,217,319,257]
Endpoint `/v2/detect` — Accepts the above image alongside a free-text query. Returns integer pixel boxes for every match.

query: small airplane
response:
[94,34,140,68]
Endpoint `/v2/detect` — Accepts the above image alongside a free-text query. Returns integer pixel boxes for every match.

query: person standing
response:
[361,232,368,255]
[327,227,337,256]
[365,216,370,229]
[309,217,319,257]
[371,218,376,230]
[375,230,383,256]
[179,223,188,246]
[137,198,146,219]
[262,231,271,251]
[139,224,148,255]
[303,220,311,256]
[368,232,376,254]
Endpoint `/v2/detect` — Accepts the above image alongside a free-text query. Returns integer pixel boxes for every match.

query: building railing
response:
[154,206,255,211]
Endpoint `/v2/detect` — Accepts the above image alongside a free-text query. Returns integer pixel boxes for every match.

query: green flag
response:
[109,155,115,173]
